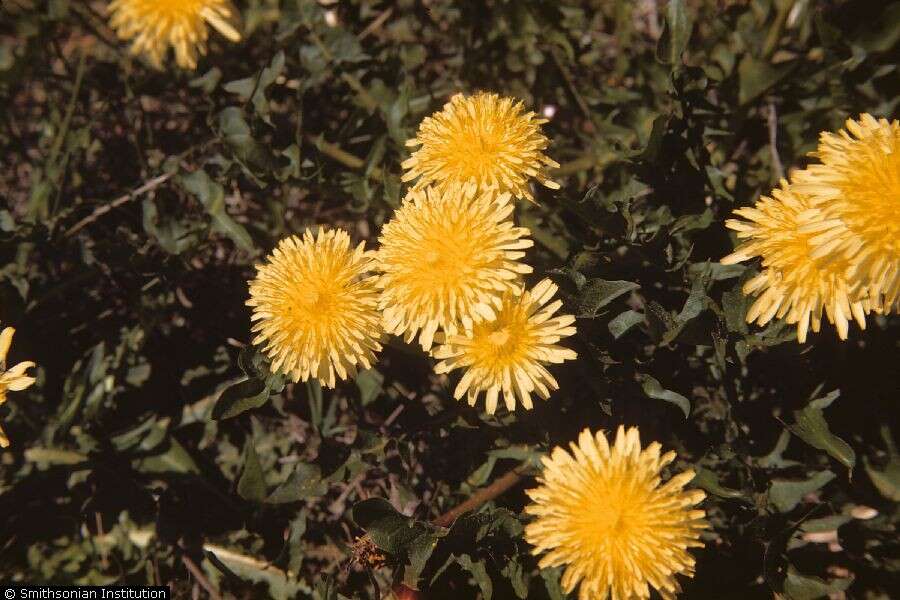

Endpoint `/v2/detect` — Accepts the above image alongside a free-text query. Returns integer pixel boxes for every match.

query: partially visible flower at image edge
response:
[525,426,706,600]
[721,180,870,342]
[432,278,577,414]
[402,92,560,203]
[0,325,37,448]
[791,113,900,313]
[247,228,383,389]
[376,186,533,351]
[108,0,242,70]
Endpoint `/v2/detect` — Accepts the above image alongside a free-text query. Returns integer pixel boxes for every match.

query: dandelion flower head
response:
[0,326,37,448]
[376,187,533,350]
[402,92,560,203]
[791,114,900,312]
[108,0,242,70]
[525,426,707,600]
[722,180,869,342]
[247,228,382,388]
[433,278,577,414]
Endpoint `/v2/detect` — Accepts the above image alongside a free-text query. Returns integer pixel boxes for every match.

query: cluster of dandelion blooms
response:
[525,426,707,600]
[402,92,561,203]
[376,186,534,351]
[244,93,574,396]
[0,325,37,448]
[433,278,577,414]
[372,92,577,412]
[247,228,383,389]
[108,0,242,70]
[722,114,898,341]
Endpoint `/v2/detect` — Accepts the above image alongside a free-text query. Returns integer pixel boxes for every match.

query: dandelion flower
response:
[792,114,900,312]
[722,181,868,342]
[0,326,37,448]
[433,278,576,414]
[376,187,533,350]
[247,228,382,388]
[525,426,707,600]
[402,92,560,203]
[108,0,242,70]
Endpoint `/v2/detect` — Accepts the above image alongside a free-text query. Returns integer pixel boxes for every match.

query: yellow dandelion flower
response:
[402,92,560,203]
[376,187,533,350]
[722,181,869,342]
[525,426,707,600]
[108,0,242,70]
[432,278,576,414]
[0,326,37,448]
[247,228,382,389]
[791,114,900,311]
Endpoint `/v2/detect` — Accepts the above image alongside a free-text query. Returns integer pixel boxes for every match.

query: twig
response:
[182,555,223,600]
[767,101,784,181]
[65,172,174,237]
[432,463,531,528]
[384,463,533,599]
[381,404,405,429]
[306,135,365,169]
[95,512,109,570]
[358,7,394,40]
[306,135,385,180]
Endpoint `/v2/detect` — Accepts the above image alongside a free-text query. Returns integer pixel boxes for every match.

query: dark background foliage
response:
[0,0,897,598]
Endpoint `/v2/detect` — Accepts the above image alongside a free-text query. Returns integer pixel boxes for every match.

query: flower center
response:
[487,328,511,346]
[302,289,323,307]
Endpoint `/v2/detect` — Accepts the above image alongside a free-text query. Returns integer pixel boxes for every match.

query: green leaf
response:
[180,169,254,252]
[864,456,900,501]
[608,310,644,339]
[205,545,311,600]
[212,378,269,420]
[787,391,855,472]
[351,498,424,556]
[402,531,445,590]
[657,0,693,66]
[189,67,222,94]
[757,430,801,469]
[267,463,327,504]
[24,447,88,465]
[133,438,200,475]
[768,470,835,513]
[782,566,853,600]
[722,289,750,334]
[639,374,691,417]
[142,198,196,254]
[223,51,285,122]
[455,554,492,600]
[577,279,640,317]
[355,368,384,406]
[237,442,267,502]
[675,276,708,324]
[737,55,794,105]
[540,566,566,600]
[693,467,746,500]
[863,426,900,501]
[218,107,273,173]
[501,556,529,599]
